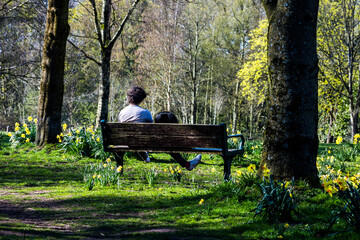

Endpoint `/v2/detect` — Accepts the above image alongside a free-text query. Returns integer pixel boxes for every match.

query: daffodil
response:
[335,178,348,191]
[34,118,37,124]
[15,122,19,127]
[325,185,337,197]
[62,123,67,131]
[116,166,123,173]
[21,134,25,138]
[27,116,33,122]
[103,164,107,168]
[26,138,30,143]
[262,163,270,177]
[247,164,256,173]
[335,136,343,145]
[23,123,27,128]
[15,127,20,132]
[106,158,111,163]
[199,199,204,205]
[7,133,12,137]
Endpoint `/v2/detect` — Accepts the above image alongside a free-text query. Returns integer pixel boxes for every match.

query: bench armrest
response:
[228,134,245,151]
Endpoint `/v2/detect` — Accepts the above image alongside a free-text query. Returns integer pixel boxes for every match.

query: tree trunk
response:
[95,50,112,125]
[36,0,70,147]
[326,112,335,143]
[350,105,358,141]
[259,0,320,186]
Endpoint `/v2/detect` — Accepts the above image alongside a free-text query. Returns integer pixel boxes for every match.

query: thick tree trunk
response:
[36,0,70,147]
[260,0,320,186]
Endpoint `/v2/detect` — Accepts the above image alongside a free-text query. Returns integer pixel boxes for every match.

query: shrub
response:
[254,176,297,222]
[329,181,360,232]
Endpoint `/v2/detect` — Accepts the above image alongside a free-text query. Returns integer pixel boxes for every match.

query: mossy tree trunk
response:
[36,0,70,147]
[259,0,320,186]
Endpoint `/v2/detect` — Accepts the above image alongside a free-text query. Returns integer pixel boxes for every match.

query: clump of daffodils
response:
[8,117,37,147]
[166,165,183,182]
[83,158,122,190]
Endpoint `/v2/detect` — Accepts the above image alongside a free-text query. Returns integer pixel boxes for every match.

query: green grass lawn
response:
[1,137,360,239]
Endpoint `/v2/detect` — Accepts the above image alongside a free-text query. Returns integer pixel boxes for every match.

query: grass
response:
[1,136,360,239]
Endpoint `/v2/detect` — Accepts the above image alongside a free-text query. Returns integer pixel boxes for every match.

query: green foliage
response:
[142,166,158,187]
[8,117,36,148]
[165,165,183,182]
[210,179,245,201]
[330,182,360,232]
[254,176,297,222]
[83,159,122,190]
[332,143,358,162]
[59,125,110,160]
[236,170,261,188]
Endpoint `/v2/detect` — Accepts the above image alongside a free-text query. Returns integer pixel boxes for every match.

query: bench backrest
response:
[101,122,227,153]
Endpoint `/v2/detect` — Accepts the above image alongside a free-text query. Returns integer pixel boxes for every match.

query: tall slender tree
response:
[69,0,141,127]
[36,0,70,147]
[259,0,320,185]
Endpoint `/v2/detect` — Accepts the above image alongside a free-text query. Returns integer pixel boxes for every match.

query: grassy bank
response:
[1,137,360,239]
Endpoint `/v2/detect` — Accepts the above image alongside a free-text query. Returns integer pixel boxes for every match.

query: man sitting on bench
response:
[118,86,202,171]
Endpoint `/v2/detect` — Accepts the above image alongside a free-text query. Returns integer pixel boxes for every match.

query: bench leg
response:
[222,156,233,180]
[114,152,125,174]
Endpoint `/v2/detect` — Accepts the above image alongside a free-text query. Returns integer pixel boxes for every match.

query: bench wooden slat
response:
[106,123,224,137]
[105,135,223,149]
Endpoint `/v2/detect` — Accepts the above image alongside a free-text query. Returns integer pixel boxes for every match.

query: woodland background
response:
[1,0,359,142]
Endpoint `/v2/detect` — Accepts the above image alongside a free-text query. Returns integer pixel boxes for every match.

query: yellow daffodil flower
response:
[247,164,256,173]
[335,136,343,145]
[28,116,33,122]
[199,199,204,205]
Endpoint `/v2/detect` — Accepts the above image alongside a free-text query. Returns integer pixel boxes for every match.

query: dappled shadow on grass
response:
[0,192,266,240]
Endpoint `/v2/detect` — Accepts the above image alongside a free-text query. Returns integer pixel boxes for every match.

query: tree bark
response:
[91,0,141,127]
[36,0,70,147]
[259,0,320,186]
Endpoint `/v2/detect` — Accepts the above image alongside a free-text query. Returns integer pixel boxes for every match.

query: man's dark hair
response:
[155,111,179,123]
[127,86,147,105]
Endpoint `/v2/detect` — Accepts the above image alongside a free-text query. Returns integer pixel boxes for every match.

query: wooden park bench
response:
[100,121,245,179]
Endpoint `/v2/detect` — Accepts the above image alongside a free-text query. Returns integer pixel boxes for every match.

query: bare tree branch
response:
[88,0,104,49]
[108,0,141,50]
[67,39,101,66]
